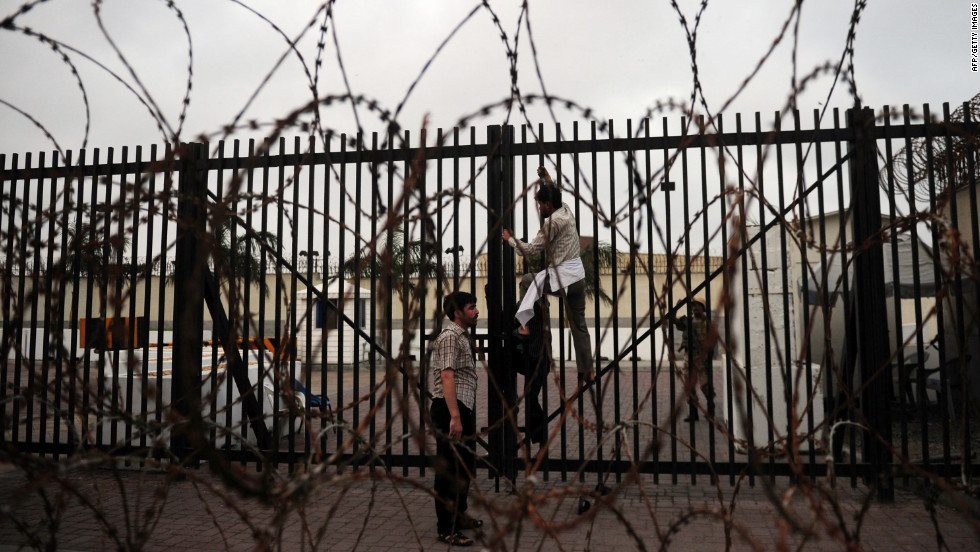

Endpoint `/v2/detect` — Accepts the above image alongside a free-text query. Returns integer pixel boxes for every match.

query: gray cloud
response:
[0,0,974,156]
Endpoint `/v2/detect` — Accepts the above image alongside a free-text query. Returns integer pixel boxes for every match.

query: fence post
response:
[486,125,518,481]
[846,106,894,501]
[172,142,207,465]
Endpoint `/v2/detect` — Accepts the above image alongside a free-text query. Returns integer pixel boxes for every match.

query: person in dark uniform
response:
[673,299,717,422]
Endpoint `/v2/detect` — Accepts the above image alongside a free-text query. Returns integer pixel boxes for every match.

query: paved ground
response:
[0,461,978,551]
[3,362,980,550]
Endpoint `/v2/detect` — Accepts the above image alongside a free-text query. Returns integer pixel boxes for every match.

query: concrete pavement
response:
[1,462,978,551]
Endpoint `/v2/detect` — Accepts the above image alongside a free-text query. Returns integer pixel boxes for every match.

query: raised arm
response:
[537,166,554,185]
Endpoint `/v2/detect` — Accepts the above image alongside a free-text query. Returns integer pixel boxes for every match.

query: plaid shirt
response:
[430,322,478,410]
[507,202,581,267]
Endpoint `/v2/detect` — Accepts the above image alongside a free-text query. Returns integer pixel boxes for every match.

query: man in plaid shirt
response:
[431,291,482,546]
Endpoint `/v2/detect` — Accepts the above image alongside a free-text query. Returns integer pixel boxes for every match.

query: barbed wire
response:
[1,1,978,551]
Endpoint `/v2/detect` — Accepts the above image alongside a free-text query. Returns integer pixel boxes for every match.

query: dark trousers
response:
[563,278,593,374]
[431,398,476,534]
[523,356,550,443]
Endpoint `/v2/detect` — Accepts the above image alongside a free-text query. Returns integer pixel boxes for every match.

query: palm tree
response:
[580,239,616,305]
[341,228,441,300]
[162,216,278,298]
[208,218,279,297]
[63,220,148,285]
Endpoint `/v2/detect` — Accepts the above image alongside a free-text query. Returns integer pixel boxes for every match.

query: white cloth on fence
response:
[515,257,585,327]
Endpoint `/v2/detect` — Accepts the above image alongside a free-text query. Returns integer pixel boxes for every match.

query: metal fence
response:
[2,103,978,494]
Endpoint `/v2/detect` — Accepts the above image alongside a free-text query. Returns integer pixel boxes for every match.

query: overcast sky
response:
[0,0,976,158]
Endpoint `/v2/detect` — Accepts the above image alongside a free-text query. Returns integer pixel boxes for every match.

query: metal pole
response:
[486,125,518,482]
[847,106,894,501]
[172,142,206,465]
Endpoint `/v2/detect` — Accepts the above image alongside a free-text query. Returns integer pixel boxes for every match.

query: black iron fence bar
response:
[378,133,397,473]
[811,111,835,483]
[696,116,718,484]
[320,135,332,467]
[626,122,642,482]
[585,121,600,484]
[55,151,74,458]
[22,152,37,447]
[641,118,661,485]
[780,111,796,477]
[25,152,42,450]
[287,136,301,467]
[733,114,754,486]
[302,136,317,463]
[38,152,55,453]
[883,111,909,478]
[134,146,150,451]
[947,103,971,475]
[801,110,832,473]
[484,124,518,484]
[848,107,894,501]
[122,147,137,447]
[80,149,96,454]
[173,142,207,462]
[213,141,230,451]
[87,153,105,450]
[607,120,622,484]
[715,114,735,487]
[679,118,698,483]
[663,115,681,483]
[828,109,859,489]
[922,103,952,474]
[7,120,975,184]
[942,103,970,481]
[364,133,378,466]
[894,108,924,458]
[962,102,978,476]
[0,153,11,448]
[798,109,818,477]
[399,129,418,474]
[350,135,362,468]
[749,112,772,480]
[274,137,287,465]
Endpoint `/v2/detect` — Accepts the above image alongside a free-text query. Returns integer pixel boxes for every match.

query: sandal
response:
[437,532,474,547]
[458,516,484,530]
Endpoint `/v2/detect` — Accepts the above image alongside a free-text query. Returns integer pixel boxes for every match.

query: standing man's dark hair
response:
[443,291,477,323]
[430,290,482,546]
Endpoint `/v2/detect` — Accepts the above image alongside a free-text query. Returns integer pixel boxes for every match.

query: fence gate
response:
[2,103,978,492]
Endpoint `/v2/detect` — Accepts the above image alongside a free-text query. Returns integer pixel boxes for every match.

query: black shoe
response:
[437,532,474,547]
[457,515,483,530]
[683,412,699,422]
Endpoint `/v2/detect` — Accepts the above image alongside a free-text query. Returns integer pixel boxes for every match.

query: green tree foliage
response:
[342,228,440,300]
[209,218,280,297]
[63,220,148,285]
